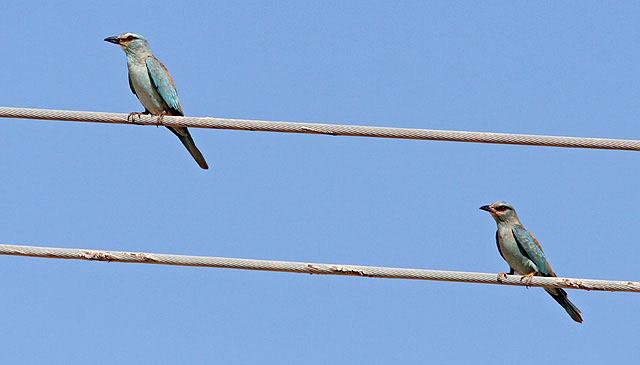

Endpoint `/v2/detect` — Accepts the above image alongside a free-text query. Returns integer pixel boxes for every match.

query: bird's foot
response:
[497,272,508,282]
[156,112,166,127]
[520,272,536,288]
[127,112,148,125]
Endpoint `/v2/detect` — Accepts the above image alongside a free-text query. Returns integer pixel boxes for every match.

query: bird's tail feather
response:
[167,127,209,169]
[544,287,583,323]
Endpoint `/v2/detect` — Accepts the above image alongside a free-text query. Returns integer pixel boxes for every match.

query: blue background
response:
[1,1,638,363]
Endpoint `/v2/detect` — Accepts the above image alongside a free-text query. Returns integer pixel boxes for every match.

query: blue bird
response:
[480,201,583,323]
[105,33,208,169]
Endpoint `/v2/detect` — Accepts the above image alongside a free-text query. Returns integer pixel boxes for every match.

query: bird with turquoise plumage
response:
[104,32,209,169]
[480,201,583,323]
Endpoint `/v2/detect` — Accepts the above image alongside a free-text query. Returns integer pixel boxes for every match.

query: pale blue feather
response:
[145,56,184,116]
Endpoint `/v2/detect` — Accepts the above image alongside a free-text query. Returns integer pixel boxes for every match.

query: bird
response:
[479,201,583,323]
[104,32,208,169]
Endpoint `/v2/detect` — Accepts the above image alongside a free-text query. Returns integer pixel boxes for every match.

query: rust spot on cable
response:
[81,251,113,262]
[123,252,159,262]
[306,264,328,274]
[329,266,372,277]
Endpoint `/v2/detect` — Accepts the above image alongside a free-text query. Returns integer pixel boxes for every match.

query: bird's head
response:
[104,33,150,55]
[479,201,519,224]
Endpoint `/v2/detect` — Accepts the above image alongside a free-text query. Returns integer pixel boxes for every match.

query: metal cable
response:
[2,107,640,151]
[1,243,638,292]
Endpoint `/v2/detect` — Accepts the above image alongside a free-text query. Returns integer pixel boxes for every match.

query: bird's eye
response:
[495,206,508,212]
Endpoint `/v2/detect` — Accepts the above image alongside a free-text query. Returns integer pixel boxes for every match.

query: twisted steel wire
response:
[2,107,640,150]
[2,108,639,291]
[1,243,638,292]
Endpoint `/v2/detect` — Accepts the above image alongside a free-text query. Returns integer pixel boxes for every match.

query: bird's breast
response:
[127,62,165,115]
[497,227,537,275]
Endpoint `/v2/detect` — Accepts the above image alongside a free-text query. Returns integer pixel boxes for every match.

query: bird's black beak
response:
[479,205,492,212]
[104,36,120,44]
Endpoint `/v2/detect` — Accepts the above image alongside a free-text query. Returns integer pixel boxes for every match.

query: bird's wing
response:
[495,231,506,260]
[528,231,545,253]
[145,56,184,116]
[495,231,515,274]
[511,224,554,276]
[128,74,137,96]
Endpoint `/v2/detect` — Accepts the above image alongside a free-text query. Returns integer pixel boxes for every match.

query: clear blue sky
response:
[1,1,638,363]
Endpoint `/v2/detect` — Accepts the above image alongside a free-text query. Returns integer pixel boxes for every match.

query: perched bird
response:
[104,32,208,169]
[480,201,583,323]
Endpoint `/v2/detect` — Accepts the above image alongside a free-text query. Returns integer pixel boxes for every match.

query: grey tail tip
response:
[183,139,209,169]
[197,158,209,170]
[546,288,583,323]
[188,145,209,170]
[168,127,210,170]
